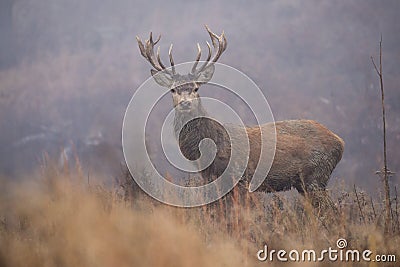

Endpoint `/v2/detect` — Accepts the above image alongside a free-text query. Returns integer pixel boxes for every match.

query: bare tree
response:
[372,37,395,233]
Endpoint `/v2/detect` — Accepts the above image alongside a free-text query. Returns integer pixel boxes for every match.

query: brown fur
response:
[252,120,344,194]
[176,114,344,196]
[137,28,344,207]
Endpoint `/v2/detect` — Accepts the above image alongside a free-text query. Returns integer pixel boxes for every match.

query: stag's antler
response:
[136,32,176,76]
[191,25,227,76]
[136,26,227,78]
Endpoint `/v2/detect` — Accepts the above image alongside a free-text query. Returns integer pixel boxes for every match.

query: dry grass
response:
[0,166,243,267]
[0,162,399,267]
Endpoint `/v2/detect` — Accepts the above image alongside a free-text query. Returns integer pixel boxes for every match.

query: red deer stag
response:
[136,26,344,208]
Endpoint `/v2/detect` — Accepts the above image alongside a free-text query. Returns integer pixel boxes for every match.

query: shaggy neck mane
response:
[173,103,230,162]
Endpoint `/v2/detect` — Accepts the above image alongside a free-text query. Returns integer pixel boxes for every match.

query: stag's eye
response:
[170,88,176,93]
[194,87,199,92]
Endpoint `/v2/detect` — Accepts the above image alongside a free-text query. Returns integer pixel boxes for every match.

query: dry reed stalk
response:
[371,36,393,233]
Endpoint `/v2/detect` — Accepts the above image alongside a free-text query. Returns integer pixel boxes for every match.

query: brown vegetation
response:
[0,162,398,267]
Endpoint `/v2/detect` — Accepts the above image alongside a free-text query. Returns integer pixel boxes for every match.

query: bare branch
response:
[371,56,380,76]
[372,36,392,234]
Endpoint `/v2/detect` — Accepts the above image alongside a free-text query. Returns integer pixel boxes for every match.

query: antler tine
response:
[191,43,202,74]
[204,41,212,62]
[152,32,161,45]
[204,26,227,63]
[197,41,212,73]
[136,32,176,76]
[210,31,227,63]
[156,46,166,69]
[168,44,176,75]
[191,26,227,76]
[205,25,218,49]
[144,36,163,71]
[136,36,147,58]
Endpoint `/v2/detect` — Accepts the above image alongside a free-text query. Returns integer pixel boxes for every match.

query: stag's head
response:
[136,26,227,112]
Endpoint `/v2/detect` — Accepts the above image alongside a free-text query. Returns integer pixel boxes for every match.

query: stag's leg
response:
[294,171,336,213]
[293,169,341,229]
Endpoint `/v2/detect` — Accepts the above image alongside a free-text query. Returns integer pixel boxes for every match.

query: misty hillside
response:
[0,0,399,193]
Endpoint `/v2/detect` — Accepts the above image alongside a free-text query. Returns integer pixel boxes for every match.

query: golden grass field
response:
[0,160,398,267]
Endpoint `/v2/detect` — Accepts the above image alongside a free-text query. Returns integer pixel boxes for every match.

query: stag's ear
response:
[151,69,174,88]
[196,64,215,83]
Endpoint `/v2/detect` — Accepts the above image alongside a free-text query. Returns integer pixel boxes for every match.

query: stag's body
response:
[136,26,344,204]
[174,104,344,195]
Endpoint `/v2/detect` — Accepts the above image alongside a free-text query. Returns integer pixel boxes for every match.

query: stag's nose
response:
[179,100,191,110]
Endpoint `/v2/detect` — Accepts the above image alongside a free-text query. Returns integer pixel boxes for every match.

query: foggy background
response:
[0,0,399,193]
